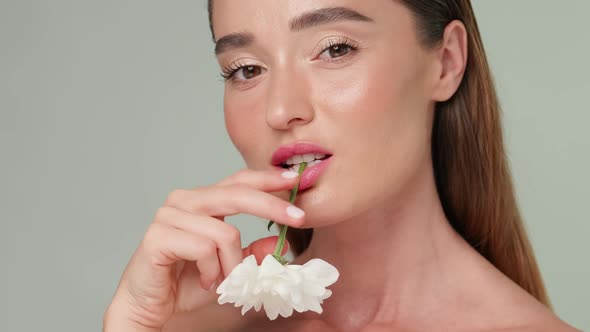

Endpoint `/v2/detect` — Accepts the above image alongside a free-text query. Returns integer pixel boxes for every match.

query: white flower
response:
[216,254,339,320]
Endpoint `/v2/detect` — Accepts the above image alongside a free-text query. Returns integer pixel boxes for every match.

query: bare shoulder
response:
[477,293,582,332]
[491,318,581,332]
[463,261,582,332]
[481,294,582,332]
[528,316,582,331]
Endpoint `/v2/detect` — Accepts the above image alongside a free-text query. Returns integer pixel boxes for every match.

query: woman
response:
[104,0,580,331]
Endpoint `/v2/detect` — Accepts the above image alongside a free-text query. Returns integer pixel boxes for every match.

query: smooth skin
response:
[104,0,580,331]
[103,170,305,331]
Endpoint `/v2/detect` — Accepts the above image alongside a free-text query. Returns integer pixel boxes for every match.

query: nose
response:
[265,66,314,130]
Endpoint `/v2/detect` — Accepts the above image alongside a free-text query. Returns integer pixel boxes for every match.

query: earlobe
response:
[431,20,468,102]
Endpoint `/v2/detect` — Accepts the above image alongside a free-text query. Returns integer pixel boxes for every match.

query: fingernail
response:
[281,171,299,179]
[209,281,218,292]
[286,205,305,219]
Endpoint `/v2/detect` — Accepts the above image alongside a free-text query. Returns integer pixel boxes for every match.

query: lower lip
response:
[297,157,332,191]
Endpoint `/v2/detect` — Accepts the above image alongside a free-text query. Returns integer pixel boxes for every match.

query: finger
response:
[154,206,243,279]
[142,223,221,289]
[242,236,290,265]
[164,185,305,228]
[174,261,218,311]
[216,168,301,192]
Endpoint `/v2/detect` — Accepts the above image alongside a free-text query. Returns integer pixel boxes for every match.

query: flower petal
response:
[298,259,340,287]
[216,254,339,320]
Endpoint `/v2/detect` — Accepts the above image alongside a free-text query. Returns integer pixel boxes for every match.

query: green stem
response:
[271,161,307,264]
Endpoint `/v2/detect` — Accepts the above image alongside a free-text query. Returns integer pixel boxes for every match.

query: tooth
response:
[285,157,295,165]
[307,160,320,167]
[292,155,303,164]
[302,154,316,162]
[314,153,326,160]
[289,165,298,172]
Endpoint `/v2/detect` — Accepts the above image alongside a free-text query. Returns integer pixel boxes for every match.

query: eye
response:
[322,44,350,58]
[221,64,264,82]
[235,65,263,80]
[318,40,358,61]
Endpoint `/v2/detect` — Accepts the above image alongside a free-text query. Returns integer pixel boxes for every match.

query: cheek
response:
[356,55,432,176]
[310,50,421,128]
[311,54,429,179]
[310,70,368,114]
[307,51,432,214]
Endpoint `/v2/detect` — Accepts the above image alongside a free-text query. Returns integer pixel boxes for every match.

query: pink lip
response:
[271,142,333,166]
[271,142,333,191]
[297,156,332,191]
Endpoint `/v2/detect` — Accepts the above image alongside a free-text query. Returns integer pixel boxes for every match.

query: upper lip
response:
[271,142,333,166]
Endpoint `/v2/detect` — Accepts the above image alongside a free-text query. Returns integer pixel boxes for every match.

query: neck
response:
[291,164,487,331]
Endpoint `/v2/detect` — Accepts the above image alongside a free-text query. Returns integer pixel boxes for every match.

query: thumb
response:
[242,236,290,265]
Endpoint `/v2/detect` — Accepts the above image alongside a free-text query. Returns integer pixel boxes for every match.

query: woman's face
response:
[212,0,440,227]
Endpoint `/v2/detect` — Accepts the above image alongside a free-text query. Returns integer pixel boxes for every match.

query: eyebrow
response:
[289,7,373,31]
[214,7,374,55]
[214,32,255,55]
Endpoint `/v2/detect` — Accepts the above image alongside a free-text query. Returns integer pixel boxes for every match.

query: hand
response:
[103,169,305,330]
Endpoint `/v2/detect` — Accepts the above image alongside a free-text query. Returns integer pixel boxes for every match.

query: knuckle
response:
[153,206,172,223]
[143,223,164,251]
[233,169,251,180]
[220,169,252,186]
[145,223,162,239]
[201,240,217,257]
[164,189,187,205]
[220,225,241,245]
[199,266,219,286]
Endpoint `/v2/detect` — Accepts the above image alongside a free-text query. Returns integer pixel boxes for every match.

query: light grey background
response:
[0,1,588,331]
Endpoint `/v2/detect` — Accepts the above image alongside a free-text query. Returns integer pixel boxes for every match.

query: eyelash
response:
[220,38,360,82]
[220,60,249,81]
[320,38,359,62]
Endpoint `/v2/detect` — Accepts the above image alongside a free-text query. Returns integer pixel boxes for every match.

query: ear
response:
[431,20,468,102]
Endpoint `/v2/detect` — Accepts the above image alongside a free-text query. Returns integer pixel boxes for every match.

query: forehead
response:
[210,0,406,40]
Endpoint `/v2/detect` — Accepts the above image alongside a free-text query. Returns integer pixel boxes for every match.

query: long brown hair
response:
[208,0,551,307]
